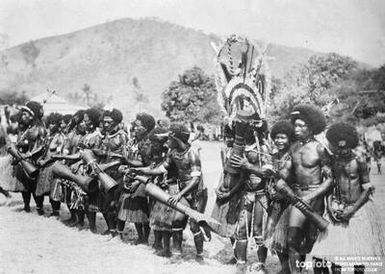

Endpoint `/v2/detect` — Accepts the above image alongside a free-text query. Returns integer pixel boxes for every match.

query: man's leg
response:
[86,211,97,233]
[76,210,85,228]
[49,198,60,217]
[134,223,144,244]
[116,219,125,241]
[101,192,117,235]
[33,193,44,215]
[63,206,78,225]
[233,207,250,270]
[253,198,268,271]
[21,191,31,212]
[143,222,150,244]
[153,230,163,251]
[225,237,237,265]
[158,231,172,257]
[190,219,204,262]
[277,252,290,274]
[288,207,307,274]
[288,227,305,274]
[171,217,187,255]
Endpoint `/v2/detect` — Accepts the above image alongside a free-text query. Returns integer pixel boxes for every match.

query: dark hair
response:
[62,114,73,124]
[85,108,101,128]
[169,123,190,144]
[103,108,123,124]
[326,123,359,149]
[291,104,326,135]
[25,101,44,120]
[46,112,63,127]
[136,112,155,132]
[271,120,295,143]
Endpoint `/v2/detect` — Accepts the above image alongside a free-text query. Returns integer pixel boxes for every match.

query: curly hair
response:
[103,108,123,124]
[271,120,295,143]
[24,101,44,120]
[73,110,85,124]
[85,108,101,128]
[136,112,155,132]
[62,114,73,124]
[46,112,63,127]
[148,127,169,155]
[169,123,190,144]
[326,122,359,149]
[291,104,326,135]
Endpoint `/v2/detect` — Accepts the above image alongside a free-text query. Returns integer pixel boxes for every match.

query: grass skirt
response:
[150,201,175,231]
[268,203,290,254]
[0,156,28,192]
[150,184,179,231]
[311,201,384,261]
[35,165,54,196]
[117,183,149,223]
[210,174,245,238]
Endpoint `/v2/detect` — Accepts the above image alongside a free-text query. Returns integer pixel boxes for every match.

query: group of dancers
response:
[0,100,382,273]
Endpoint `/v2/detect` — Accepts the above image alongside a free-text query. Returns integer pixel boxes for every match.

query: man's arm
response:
[347,183,374,215]
[168,149,201,206]
[178,175,200,198]
[230,154,274,177]
[340,159,374,220]
[134,156,171,176]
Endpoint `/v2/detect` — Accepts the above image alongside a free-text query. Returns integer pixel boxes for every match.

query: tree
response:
[372,65,385,91]
[0,90,29,105]
[161,66,223,124]
[267,53,358,122]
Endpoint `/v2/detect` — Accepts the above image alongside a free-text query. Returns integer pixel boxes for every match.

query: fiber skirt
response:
[35,165,54,196]
[117,183,149,223]
[150,184,179,231]
[269,203,290,254]
[0,156,32,192]
[311,202,384,261]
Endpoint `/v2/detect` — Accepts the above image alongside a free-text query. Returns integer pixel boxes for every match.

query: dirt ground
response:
[0,141,384,274]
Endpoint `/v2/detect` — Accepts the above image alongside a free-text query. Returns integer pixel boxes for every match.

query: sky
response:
[0,0,384,66]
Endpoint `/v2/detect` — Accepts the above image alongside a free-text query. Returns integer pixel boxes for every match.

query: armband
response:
[191,170,201,177]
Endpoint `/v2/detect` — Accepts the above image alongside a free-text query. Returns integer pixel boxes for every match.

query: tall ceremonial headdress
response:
[212,35,271,120]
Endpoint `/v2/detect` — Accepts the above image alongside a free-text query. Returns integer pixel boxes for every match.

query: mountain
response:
[0,17,321,119]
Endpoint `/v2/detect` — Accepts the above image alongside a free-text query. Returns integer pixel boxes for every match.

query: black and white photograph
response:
[0,1,384,273]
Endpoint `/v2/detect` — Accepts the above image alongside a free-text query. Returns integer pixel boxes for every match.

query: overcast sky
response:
[0,0,384,66]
